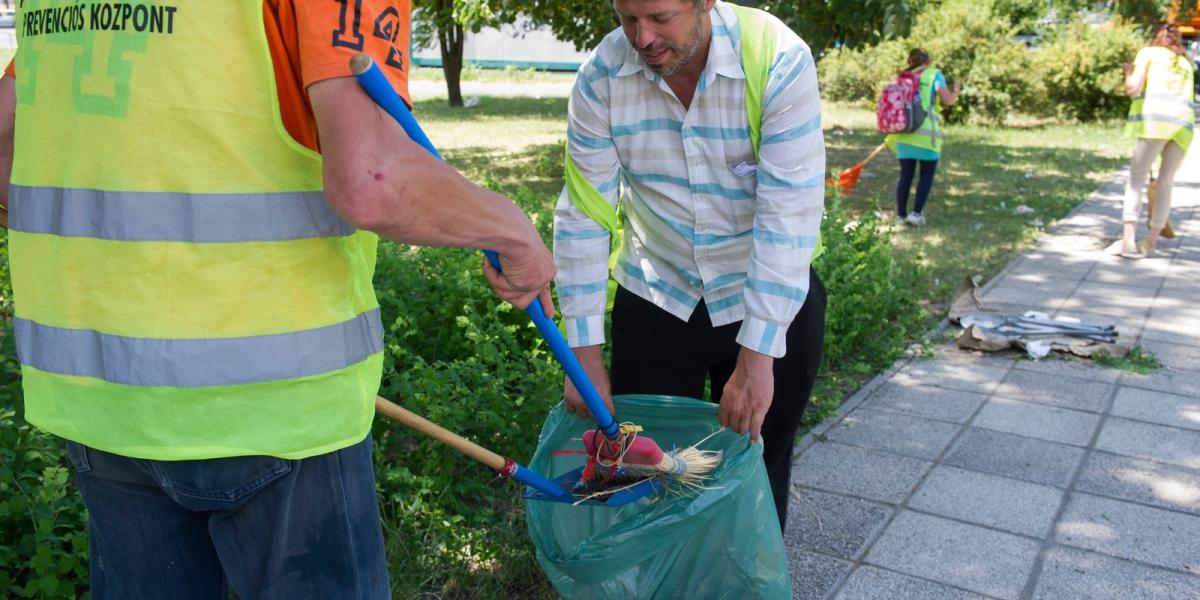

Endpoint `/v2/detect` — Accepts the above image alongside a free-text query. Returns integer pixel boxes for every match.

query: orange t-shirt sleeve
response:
[264,0,411,151]
[293,0,412,105]
[5,58,14,79]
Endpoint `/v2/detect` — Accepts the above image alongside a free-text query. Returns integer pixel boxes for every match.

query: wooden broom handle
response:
[864,142,888,164]
[374,395,507,472]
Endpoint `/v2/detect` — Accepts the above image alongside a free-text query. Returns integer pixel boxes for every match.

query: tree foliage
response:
[759,0,923,54]
[521,0,620,52]
[412,0,518,106]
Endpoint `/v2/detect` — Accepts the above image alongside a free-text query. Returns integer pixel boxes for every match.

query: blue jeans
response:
[65,435,389,600]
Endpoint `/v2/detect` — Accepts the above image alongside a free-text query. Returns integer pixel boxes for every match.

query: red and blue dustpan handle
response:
[349,54,621,442]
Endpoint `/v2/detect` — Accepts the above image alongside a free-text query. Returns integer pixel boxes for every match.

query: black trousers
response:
[610,268,826,532]
[896,158,939,217]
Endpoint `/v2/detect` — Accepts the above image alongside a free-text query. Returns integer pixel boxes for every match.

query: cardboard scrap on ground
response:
[948,278,1132,359]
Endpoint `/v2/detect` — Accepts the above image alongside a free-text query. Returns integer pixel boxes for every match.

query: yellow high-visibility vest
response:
[1125,47,1195,152]
[11,2,383,460]
[885,68,944,156]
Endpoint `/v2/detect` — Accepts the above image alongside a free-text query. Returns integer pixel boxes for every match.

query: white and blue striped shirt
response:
[552,1,825,358]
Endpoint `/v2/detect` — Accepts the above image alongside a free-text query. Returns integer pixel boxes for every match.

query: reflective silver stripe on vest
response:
[912,127,940,139]
[8,185,356,243]
[1126,113,1196,130]
[14,309,384,387]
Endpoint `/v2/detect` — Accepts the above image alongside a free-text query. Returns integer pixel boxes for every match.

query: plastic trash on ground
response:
[526,394,791,599]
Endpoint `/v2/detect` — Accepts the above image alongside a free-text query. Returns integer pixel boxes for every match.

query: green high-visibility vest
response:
[1124,47,1195,152]
[563,3,824,312]
[885,68,944,156]
[11,2,382,460]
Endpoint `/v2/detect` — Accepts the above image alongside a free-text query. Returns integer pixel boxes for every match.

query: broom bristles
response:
[613,447,724,487]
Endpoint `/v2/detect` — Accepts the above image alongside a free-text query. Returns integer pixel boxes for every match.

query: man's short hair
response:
[613,0,708,12]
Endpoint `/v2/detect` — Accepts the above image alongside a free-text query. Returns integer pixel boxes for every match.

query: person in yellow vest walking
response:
[0,2,554,598]
[886,49,960,226]
[553,0,826,533]
[1113,23,1196,258]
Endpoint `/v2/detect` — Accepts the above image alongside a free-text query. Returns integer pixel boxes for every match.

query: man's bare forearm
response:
[309,77,542,259]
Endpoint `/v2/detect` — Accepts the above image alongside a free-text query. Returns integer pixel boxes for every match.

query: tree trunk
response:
[439,19,465,107]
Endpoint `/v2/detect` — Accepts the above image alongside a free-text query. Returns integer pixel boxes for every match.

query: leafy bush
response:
[817,40,907,108]
[0,327,90,600]
[1030,22,1141,121]
[813,193,927,397]
[819,0,1038,124]
[371,184,561,597]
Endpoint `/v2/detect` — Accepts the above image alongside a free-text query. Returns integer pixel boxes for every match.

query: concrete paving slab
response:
[1056,493,1200,573]
[887,357,1011,396]
[1008,251,1096,278]
[1033,546,1200,600]
[942,428,1085,488]
[908,465,1063,538]
[835,566,990,600]
[864,383,990,424]
[1139,339,1200,372]
[973,398,1102,447]
[1120,367,1200,399]
[785,487,894,560]
[865,511,1040,599]
[1110,387,1200,432]
[992,369,1113,413]
[1076,451,1200,516]
[1095,417,1200,470]
[1085,259,1169,289]
[1011,356,1122,384]
[792,441,931,504]
[789,550,853,600]
[1058,281,1154,321]
[825,408,963,460]
[980,282,1071,311]
[1139,316,1200,347]
[1146,294,1200,315]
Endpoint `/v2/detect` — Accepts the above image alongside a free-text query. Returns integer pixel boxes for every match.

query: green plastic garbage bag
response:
[526,394,792,599]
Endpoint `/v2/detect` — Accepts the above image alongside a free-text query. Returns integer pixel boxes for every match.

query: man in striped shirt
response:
[553,0,826,531]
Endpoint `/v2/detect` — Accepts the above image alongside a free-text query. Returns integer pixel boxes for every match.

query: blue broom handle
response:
[350,54,620,441]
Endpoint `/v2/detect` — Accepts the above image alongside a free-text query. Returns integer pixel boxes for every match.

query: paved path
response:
[785,143,1200,599]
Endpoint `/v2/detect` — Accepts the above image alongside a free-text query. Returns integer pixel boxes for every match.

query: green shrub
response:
[818,0,1040,124]
[814,193,927,385]
[818,40,907,107]
[0,327,90,600]
[371,183,561,597]
[1031,22,1141,121]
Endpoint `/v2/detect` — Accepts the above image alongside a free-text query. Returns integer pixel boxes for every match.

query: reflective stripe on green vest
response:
[885,68,944,155]
[11,2,382,460]
[562,3,824,312]
[1124,49,1195,152]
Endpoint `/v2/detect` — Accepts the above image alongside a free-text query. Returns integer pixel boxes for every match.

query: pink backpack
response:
[876,70,928,134]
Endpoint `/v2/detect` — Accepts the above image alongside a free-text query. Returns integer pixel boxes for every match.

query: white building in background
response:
[412,15,590,72]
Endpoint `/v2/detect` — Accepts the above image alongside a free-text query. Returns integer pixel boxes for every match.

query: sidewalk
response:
[785,143,1200,599]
